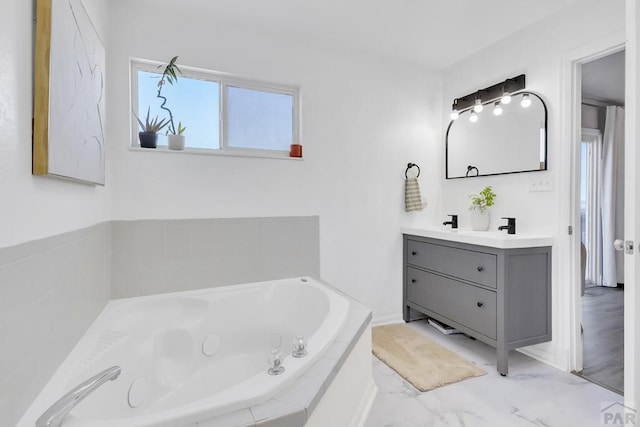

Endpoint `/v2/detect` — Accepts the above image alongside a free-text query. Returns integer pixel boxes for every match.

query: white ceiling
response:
[582,50,625,105]
[156,0,586,69]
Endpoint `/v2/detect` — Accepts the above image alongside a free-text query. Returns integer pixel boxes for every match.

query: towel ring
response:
[405,163,420,179]
[466,165,479,177]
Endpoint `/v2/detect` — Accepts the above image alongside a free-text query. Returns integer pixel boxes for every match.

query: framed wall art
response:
[33,0,106,185]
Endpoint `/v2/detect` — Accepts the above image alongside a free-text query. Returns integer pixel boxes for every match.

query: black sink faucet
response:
[498,217,516,234]
[443,214,458,229]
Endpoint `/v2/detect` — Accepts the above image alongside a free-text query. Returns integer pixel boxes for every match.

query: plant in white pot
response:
[168,121,186,150]
[155,56,187,149]
[468,186,496,231]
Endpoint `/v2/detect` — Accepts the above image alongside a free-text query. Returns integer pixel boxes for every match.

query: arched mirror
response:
[446,91,547,179]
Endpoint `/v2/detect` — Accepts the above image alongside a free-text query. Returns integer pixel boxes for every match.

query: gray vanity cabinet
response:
[402,234,552,375]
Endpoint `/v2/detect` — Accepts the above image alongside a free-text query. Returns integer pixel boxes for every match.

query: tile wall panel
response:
[0,223,111,426]
[111,216,320,298]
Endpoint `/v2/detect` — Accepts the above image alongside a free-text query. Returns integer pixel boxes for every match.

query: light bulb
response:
[493,101,503,116]
[450,110,459,120]
[469,111,478,123]
[521,94,531,108]
[473,99,483,113]
[501,93,512,104]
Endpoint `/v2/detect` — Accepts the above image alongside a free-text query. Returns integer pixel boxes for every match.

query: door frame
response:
[564,37,625,375]
[624,0,639,406]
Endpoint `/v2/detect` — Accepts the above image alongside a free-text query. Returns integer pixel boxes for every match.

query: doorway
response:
[576,49,625,394]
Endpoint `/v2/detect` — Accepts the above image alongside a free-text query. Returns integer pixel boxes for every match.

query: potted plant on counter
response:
[135,107,170,148]
[468,186,496,231]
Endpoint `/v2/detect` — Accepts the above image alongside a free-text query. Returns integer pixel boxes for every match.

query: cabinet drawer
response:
[406,267,497,340]
[407,240,497,288]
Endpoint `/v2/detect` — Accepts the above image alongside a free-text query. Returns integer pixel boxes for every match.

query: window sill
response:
[127,146,303,160]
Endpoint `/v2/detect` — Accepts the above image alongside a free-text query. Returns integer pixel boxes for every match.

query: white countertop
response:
[402,226,553,249]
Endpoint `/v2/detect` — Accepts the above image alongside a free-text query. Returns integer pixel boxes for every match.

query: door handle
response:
[613,239,625,252]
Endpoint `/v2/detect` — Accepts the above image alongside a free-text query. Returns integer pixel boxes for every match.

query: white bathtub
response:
[21,277,351,427]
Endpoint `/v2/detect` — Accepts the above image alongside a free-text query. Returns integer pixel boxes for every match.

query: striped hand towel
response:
[405,177,423,212]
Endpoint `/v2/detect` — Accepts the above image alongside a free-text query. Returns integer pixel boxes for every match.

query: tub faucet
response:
[443,214,458,229]
[268,349,286,375]
[498,217,516,235]
[36,366,121,427]
[292,336,308,358]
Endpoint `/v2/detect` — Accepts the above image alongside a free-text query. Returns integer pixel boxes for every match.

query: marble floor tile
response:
[365,320,622,427]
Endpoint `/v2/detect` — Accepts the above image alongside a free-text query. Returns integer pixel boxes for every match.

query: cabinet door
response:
[407,267,497,340]
[406,240,497,288]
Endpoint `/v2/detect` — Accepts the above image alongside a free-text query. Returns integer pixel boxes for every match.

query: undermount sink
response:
[401,226,553,249]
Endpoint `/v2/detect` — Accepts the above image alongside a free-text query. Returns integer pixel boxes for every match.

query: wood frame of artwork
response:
[33,0,52,177]
[33,0,106,185]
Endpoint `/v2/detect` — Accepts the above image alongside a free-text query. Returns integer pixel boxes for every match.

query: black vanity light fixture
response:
[450,74,526,121]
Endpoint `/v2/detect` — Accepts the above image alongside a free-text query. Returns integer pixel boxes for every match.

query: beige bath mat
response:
[372,323,485,391]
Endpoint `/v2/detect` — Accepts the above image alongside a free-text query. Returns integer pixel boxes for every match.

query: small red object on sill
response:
[290,144,302,158]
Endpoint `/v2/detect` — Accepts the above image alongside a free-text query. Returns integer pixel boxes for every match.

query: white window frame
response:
[130,58,300,159]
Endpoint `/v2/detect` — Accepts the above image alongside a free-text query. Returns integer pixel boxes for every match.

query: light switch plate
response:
[529,178,553,192]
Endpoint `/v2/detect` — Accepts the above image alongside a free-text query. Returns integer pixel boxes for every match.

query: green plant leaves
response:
[158,55,182,86]
[134,106,170,132]
[469,186,496,210]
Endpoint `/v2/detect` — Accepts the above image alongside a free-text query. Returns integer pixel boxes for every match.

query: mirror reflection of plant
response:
[156,56,182,135]
[469,186,496,211]
[135,106,170,133]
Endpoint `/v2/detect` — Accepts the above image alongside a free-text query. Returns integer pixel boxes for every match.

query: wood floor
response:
[580,285,624,394]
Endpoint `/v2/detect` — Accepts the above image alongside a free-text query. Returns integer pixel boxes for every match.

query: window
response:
[131,60,299,157]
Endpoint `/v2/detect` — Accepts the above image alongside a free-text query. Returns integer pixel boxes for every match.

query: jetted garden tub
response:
[18,277,355,427]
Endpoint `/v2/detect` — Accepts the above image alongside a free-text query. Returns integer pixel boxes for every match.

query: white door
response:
[624,0,639,406]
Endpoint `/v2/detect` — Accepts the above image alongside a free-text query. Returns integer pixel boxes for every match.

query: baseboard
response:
[350,379,378,427]
[371,313,404,326]
[517,344,568,372]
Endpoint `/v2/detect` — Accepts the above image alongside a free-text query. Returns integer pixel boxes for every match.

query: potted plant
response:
[156,56,183,134]
[135,106,170,148]
[468,186,496,231]
[168,121,186,150]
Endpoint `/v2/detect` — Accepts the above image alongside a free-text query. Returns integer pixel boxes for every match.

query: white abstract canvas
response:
[47,0,105,185]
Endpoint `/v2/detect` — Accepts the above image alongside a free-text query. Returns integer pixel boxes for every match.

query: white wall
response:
[582,103,605,131]
[107,0,441,320]
[0,1,112,424]
[439,0,625,369]
[0,0,111,249]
